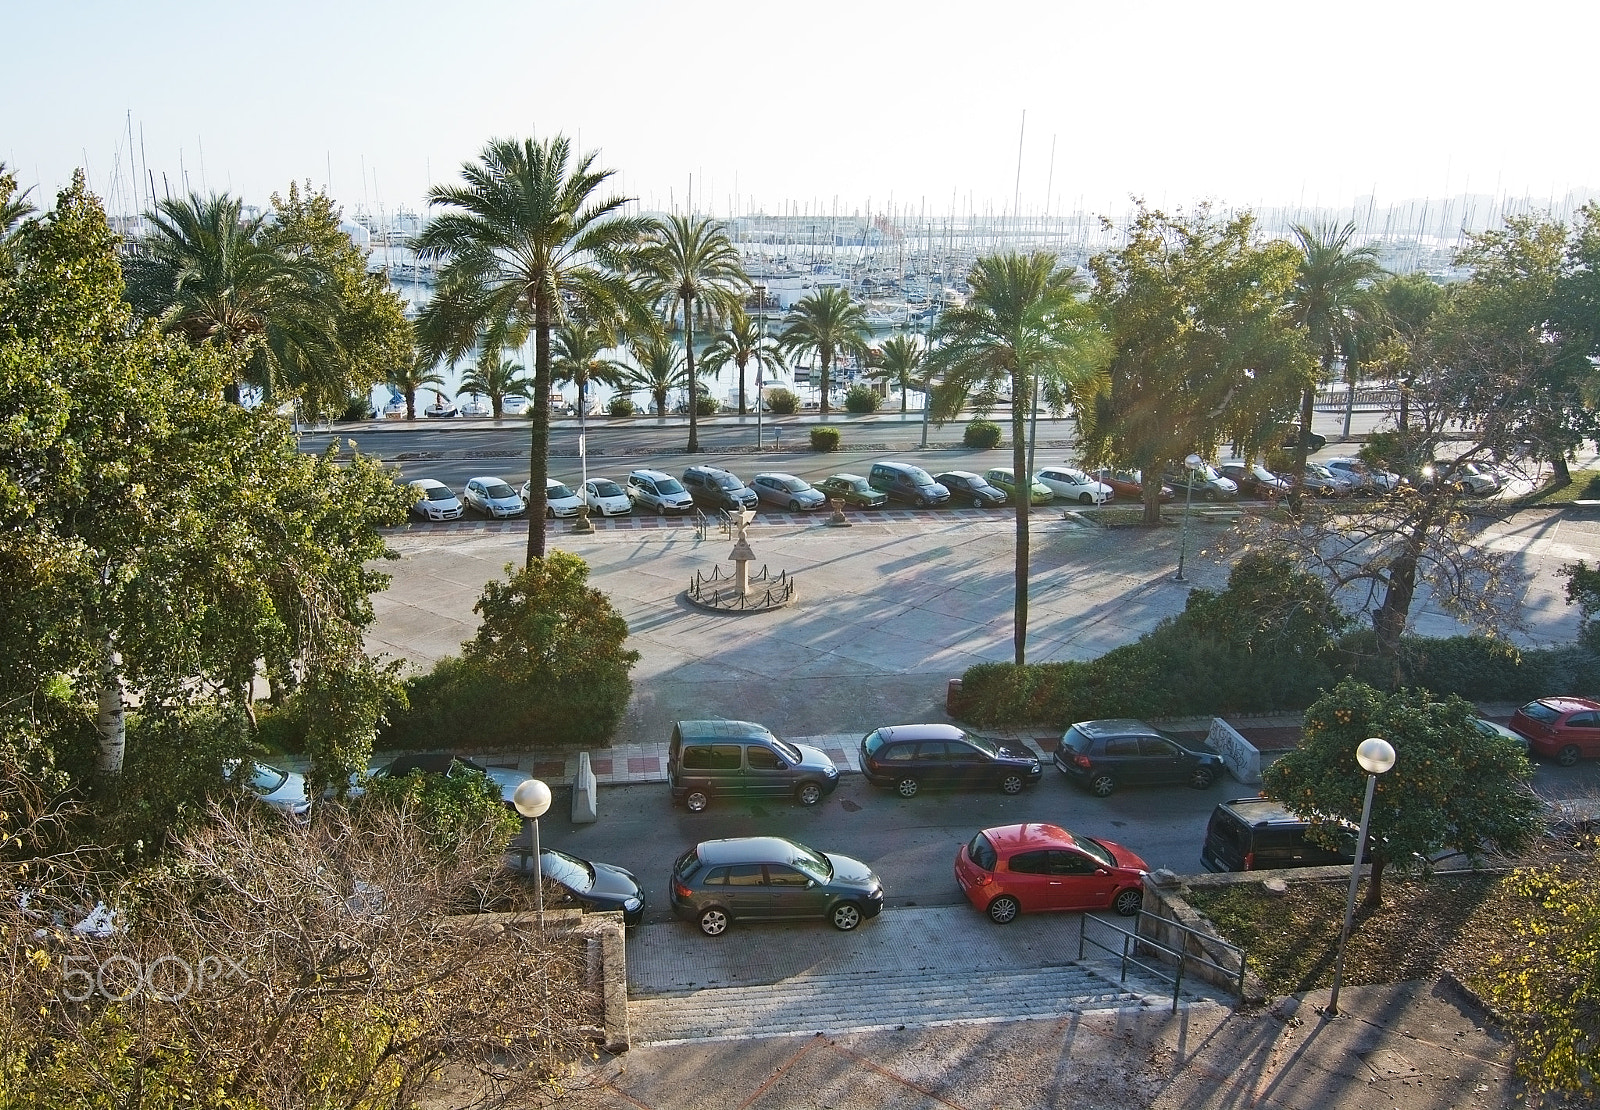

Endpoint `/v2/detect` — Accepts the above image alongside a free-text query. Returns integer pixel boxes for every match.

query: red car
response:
[954,823,1148,924]
[1508,697,1600,766]
[1088,466,1173,503]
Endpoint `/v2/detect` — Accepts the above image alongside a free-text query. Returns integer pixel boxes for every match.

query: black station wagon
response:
[859,723,1042,797]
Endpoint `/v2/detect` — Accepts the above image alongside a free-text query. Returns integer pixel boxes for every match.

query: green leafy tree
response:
[778,286,870,417]
[551,319,628,416]
[386,352,444,421]
[867,333,924,414]
[412,136,650,561]
[454,348,531,418]
[636,214,748,451]
[1367,272,1448,440]
[926,252,1110,665]
[623,325,687,416]
[1085,205,1314,523]
[1263,679,1539,909]
[700,305,785,415]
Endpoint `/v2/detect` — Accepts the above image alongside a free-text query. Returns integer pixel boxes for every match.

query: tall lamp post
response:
[513,778,553,926]
[1327,736,1397,1016]
[1174,453,1202,583]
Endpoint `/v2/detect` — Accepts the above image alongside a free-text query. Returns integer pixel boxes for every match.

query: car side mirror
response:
[805,879,816,888]
[1096,867,1110,876]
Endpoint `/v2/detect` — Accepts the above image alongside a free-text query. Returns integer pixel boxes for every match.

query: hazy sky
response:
[7,0,1596,224]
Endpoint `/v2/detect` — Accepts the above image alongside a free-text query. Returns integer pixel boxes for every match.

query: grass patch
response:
[1517,468,1600,505]
[1187,871,1539,998]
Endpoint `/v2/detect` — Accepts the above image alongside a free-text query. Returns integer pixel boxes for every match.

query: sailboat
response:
[423,391,459,419]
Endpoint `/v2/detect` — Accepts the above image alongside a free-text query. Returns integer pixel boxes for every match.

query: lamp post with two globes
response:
[1327,736,1397,1016]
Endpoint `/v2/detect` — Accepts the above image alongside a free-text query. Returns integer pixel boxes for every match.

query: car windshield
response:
[1520,701,1561,724]
[850,479,874,492]
[786,842,833,882]
[249,764,288,794]
[772,738,803,763]
[962,730,1000,756]
[1060,468,1089,483]
[1197,465,1220,480]
[540,849,595,893]
[780,478,809,492]
[904,466,935,485]
[1251,466,1277,482]
[655,478,686,494]
[424,486,455,501]
[485,482,516,499]
[548,483,575,499]
[1309,464,1334,478]
[714,474,743,490]
[592,481,623,497]
[1079,837,1116,868]
[862,729,885,755]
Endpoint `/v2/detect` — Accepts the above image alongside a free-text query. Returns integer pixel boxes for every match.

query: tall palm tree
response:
[699,306,786,415]
[0,162,35,273]
[623,327,688,418]
[867,334,924,414]
[551,320,629,415]
[778,286,870,416]
[412,136,650,563]
[636,215,748,452]
[387,355,444,421]
[128,192,341,405]
[926,252,1109,666]
[454,348,532,418]
[1286,223,1385,509]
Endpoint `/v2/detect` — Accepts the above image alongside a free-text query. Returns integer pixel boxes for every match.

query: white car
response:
[462,476,527,518]
[583,478,633,516]
[1034,466,1114,505]
[408,478,464,521]
[228,759,311,826]
[522,477,584,518]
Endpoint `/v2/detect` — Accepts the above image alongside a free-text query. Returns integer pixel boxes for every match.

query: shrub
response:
[964,419,1002,449]
[844,385,880,414]
[766,388,799,415]
[695,394,719,415]
[356,763,519,855]
[810,426,842,452]
[607,395,635,416]
[1339,631,1600,702]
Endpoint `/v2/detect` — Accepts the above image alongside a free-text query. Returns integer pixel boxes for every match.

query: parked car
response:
[867,461,950,508]
[859,723,1043,797]
[461,476,527,518]
[626,469,696,514]
[1088,466,1173,502]
[1299,462,1353,497]
[751,473,827,511]
[983,467,1054,506]
[228,759,311,826]
[1508,697,1600,766]
[670,836,884,934]
[1474,717,1531,755]
[408,478,465,522]
[505,846,644,927]
[1161,463,1238,502]
[667,720,840,811]
[682,465,759,511]
[1200,798,1357,872]
[359,753,526,807]
[1053,719,1223,797]
[1035,466,1113,505]
[1325,457,1402,495]
[955,823,1149,921]
[521,477,584,518]
[815,473,889,509]
[1217,463,1291,500]
[934,470,1008,508]
[583,478,633,516]
[1279,424,1327,452]
[1452,461,1503,496]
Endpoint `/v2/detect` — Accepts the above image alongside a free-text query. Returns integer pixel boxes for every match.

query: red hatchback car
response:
[955,823,1149,924]
[1508,697,1600,766]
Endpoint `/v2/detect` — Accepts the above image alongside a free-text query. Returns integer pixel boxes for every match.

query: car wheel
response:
[545,506,554,519]
[795,782,823,807]
[1557,744,1581,767]
[1204,488,1218,502]
[830,901,863,931]
[895,777,920,798]
[685,790,710,813]
[999,773,1026,795]
[1113,888,1143,917]
[1088,773,1116,798]
[987,895,1021,924]
[971,496,985,509]
[788,499,801,512]
[1189,766,1216,789]
[698,906,729,936]
[1079,493,1093,505]
[915,495,928,508]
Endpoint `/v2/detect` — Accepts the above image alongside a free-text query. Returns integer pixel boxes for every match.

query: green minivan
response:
[667,720,841,812]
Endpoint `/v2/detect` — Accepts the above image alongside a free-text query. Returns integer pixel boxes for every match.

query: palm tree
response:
[455,348,532,418]
[0,162,35,272]
[778,286,870,416]
[412,136,650,563]
[699,306,786,416]
[867,334,924,415]
[1286,223,1385,510]
[129,192,341,405]
[636,215,748,452]
[387,355,444,421]
[551,320,629,415]
[926,252,1109,666]
[623,327,688,418]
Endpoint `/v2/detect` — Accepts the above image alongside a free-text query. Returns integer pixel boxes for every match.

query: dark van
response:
[667,720,840,812]
[1200,798,1356,872]
[867,462,950,508]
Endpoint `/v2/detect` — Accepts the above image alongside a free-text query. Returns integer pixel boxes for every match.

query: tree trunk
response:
[655,387,667,417]
[96,638,126,776]
[684,292,700,453]
[1288,387,1315,513]
[1551,452,1572,486]
[1143,469,1162,525]
[1012,370,1031,666]
[526,301,552,566]
[819,344,832,416]
[737,354,748,415]
[1361,855,1387,910]
[1373,552,1417,660]
[405,389,416,421]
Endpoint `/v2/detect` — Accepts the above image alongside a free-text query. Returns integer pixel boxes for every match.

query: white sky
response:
[6,0,1596,224]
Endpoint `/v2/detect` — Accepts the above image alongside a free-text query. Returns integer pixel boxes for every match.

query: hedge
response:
[964,419,1002,448]
[844,385,880,413]
[810,426,842,451]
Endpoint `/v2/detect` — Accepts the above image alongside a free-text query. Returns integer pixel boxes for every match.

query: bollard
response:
[945,678,964,717]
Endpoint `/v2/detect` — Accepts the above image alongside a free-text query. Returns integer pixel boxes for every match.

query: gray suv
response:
[668,720,840,811]
[670,836,885,934]
[681,465,758,511]
[626,469,696,513]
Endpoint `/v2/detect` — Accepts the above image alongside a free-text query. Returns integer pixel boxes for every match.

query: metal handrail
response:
[1078,911,1247,1012]
[693,509,709,540]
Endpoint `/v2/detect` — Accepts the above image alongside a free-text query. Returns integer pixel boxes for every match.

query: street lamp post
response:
[512,779,553,927]
[1327,736,1397,1016]
[1174,452,1202,583]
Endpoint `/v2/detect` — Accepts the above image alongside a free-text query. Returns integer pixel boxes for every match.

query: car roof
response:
[1216,797,1312,827]
[827,473,869,482]
[875,723,967,743]
[1530,696,1600,713]
[630,468,672,481]
[1068,718,1161,737]
[937,470,980,480]
[979,822,1077,853]
[754,472,800,482]
[693,836,808,866]
[677,719,778,740]
[411,478,447,489]
[467,475,509,485]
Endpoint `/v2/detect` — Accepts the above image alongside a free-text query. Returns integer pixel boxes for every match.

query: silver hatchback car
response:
[751,473,827,511]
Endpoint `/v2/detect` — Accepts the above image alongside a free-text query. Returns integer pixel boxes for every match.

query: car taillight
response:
[673,882,693,899]
[1073,753,1092,769]
[1243,851,1255,870]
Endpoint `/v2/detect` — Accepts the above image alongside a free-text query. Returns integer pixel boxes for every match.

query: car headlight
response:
[623,897,642,913]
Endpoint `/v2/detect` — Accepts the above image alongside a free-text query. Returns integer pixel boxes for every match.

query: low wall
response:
[572,752,598,824]
[1208,717,1261,785]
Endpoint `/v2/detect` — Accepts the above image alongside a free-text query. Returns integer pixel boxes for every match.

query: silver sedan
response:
[751,473,827,511]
